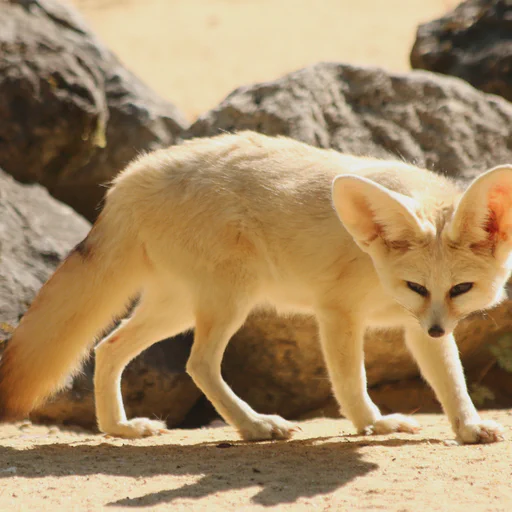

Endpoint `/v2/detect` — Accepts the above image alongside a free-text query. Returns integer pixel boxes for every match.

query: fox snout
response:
[423,302,452,339]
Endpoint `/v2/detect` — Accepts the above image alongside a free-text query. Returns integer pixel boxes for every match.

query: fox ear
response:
[332,175,432,251]
[448,165,512,261]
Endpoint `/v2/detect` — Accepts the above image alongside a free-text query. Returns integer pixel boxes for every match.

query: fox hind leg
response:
[94,287,193,438]
[186,278,299,441]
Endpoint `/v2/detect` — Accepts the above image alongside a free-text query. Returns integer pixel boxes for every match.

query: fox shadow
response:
[0,431,436,507]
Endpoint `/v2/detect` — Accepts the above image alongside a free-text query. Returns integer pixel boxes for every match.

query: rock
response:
[222,304,512,420]
[300,356,512,421]
[223,313,331,418]
[0,168,199,428]
[0,168,90,341]
[186,62,512,420]
[187,62,512,182]
[0,0,188,222]
[410,0,512,102]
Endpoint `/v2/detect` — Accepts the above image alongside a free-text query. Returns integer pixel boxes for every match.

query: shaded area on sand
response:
[0,413,510,511]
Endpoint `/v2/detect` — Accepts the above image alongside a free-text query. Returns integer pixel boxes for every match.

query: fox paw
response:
[457,420,505,444]
[238,414,301,441]
[360,414,421,436]
[102,418,168,439]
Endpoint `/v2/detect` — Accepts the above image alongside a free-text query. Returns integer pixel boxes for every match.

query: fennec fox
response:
[0,132,509,444]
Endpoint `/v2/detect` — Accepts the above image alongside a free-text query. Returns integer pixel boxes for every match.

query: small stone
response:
[216,442,233,449]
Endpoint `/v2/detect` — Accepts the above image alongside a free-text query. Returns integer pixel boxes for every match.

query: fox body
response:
[0,131,510,444]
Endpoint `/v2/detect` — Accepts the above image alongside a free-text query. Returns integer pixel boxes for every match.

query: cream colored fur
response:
[1,131,510,444]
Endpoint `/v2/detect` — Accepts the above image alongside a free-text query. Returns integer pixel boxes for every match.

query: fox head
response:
[332,165,512,338]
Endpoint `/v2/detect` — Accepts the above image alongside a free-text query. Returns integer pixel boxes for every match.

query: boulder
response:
[187,62,512,182]
[300,354,512,420]
[222,304,512,419]
[0,168,90,341]
[0,168,200,429]
[186,62,512,419]
[410,0,512,103]
[0,0,188,222]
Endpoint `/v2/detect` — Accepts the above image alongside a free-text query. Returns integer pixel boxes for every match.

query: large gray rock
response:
[410,0,512,103]
[0,168,90,340]
[187,62,512,183]
[186,62,512,419]
[0,0,188,222]
[0,169,200,428]
[223,303,512,419]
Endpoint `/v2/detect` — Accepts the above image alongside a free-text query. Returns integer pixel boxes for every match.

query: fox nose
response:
[428,324,445,338]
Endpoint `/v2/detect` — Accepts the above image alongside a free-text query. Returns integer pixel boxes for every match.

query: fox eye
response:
[406,281,429,297]
[449,282,473,298]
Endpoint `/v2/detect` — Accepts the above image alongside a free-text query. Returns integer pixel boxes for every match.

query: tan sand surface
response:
[1,412,511,511]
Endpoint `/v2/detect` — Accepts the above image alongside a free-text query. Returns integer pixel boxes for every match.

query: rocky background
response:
[1,0,511,431]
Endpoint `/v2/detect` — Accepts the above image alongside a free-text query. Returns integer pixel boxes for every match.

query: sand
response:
[1,413,511,511]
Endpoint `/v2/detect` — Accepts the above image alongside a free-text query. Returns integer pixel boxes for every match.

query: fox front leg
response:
[317,308,420,436]
[405,328,504,444]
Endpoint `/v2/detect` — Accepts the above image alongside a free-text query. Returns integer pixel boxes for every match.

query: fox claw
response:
[457,420,505,444]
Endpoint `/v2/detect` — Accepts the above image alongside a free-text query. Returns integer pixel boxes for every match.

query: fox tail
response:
[0,210,147,421]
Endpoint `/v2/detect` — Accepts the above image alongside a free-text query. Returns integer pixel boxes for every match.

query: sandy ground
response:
[6,1,512,510]
[1,413,511,511]
[67,0,459,120]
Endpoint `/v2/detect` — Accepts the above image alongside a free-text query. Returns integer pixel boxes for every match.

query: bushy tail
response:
[0,214,147,421]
